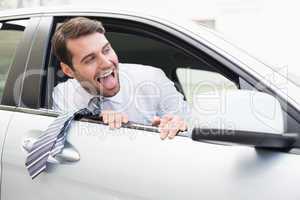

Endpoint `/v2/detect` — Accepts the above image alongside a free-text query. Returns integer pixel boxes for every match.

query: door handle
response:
[22,137,80,164]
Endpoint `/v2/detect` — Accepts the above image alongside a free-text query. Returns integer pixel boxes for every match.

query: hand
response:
[152,114,188,140]
[100,110,129,129]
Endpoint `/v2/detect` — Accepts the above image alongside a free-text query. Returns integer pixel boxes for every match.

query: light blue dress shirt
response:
[52,63,191,125]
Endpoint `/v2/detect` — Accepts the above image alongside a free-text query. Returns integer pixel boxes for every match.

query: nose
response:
[97,53,112,68]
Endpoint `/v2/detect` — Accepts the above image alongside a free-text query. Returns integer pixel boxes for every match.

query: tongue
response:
[100,74,117,90]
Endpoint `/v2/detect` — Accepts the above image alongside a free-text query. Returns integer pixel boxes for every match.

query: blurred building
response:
[0,0,299,83]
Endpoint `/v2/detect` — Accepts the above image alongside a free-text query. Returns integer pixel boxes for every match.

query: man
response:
[52,17,190,140]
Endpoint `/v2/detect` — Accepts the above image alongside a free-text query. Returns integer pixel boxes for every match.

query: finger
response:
[164,116,183,139]
[101,111,109,124]
[122,114,129,124]
[115,113,122,129]
[162,114,173,122]
[171,116,187,131]
[161,115,176,126]
[108,112,115,129]
[152,116,161,126]
[160,115,170,126]
[159,122,170,140]
[158,116,169,134]
[168,120,180,139]
[179,121,188,131]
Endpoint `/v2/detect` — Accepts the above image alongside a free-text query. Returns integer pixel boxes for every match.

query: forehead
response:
[66,32,108,57]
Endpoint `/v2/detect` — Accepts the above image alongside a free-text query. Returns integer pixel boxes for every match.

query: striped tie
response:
[25,97,102,179]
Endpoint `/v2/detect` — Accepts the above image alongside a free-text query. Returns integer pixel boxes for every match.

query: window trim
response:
[17,13,299,132]
[18,16,53,109]
[39,15,239,110]
[0,17,38,107]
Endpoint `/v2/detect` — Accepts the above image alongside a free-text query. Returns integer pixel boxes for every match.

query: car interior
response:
[43,17,240,111]
[1,15,299,134]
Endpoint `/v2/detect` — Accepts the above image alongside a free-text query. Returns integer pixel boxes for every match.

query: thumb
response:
[152,116,161,126]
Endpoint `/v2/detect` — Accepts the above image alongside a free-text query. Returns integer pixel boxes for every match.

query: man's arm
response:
[52,84,66,114]
[152,69,191,139]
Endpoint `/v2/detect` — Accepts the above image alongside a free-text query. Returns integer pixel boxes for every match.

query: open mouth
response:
[96,68,117,90]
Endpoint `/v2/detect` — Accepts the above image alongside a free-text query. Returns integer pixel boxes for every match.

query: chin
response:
[102,86,120,97]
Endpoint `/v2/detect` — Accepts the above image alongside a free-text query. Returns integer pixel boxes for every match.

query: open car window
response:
[0,19,28,103]
[34,16,292,134]
[44,17,240,112]
[176,68,238,104]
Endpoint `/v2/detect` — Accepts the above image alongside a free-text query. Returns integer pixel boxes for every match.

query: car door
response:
[0,15,35,186]
[2,12,300,200]
[5,112,300,200]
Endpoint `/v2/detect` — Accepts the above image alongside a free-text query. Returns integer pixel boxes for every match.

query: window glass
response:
[46,19,236,112]
[0,19,27,101]
[176,68,237,104]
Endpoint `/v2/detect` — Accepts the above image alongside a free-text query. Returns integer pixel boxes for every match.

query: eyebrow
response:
[102,42,111,51]
[80,53,94,64]
[80,42,111,63]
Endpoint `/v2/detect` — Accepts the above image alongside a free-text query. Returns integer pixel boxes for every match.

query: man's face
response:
[62,32,120,97]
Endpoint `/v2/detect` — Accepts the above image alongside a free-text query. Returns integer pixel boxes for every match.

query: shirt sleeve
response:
[155,68,191,121]
[52,85,65,114]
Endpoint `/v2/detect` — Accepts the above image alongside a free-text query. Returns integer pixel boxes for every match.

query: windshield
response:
[159,18,300,110]
[187,20,300,88]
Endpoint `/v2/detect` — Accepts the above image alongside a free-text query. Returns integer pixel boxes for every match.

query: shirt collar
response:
[71,78,123,105]
[103,86,123,104]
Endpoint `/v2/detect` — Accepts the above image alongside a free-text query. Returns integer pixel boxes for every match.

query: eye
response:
[103,46,111,54]
[84,55,95,64]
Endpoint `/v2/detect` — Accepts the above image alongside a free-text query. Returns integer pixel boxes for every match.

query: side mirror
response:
[191,90,284,134]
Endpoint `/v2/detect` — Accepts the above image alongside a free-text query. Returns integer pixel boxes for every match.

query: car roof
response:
[0,6,128,16]
[1,6,299,109]
[0,6,179,22]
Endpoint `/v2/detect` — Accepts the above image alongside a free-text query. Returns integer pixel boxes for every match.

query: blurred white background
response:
[0,0,299,85]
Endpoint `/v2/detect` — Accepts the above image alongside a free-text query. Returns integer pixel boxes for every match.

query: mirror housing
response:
[190,90,284,134]
[189,90,300,149]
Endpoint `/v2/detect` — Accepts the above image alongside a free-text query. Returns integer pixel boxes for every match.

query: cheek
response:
[109,50,119,65]
[76,68,96,80]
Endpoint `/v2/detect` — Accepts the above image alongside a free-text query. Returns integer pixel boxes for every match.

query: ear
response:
[60,62,75,78]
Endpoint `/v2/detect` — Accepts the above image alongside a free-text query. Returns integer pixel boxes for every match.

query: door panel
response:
[2,112,300,199]
[0,110,13,148]
[0,110,14,183]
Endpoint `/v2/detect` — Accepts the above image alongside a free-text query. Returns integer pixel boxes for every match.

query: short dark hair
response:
[51,17,105,68]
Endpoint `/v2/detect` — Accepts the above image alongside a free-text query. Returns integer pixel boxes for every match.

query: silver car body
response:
[0,7,299,200]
